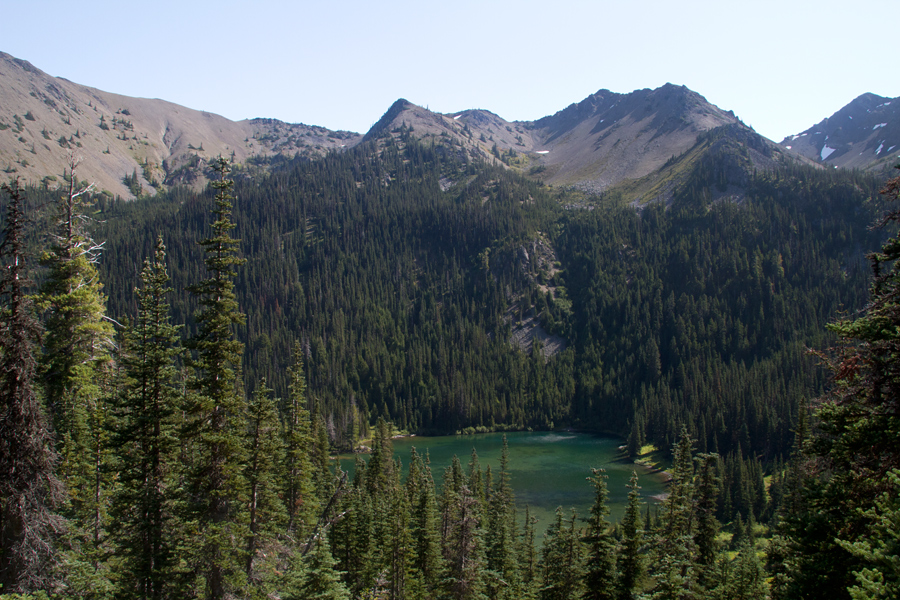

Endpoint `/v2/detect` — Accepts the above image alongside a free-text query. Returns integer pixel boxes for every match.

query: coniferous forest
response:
[1,129,899,599]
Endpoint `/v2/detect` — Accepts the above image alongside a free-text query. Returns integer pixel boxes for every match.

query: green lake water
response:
[341,431,667,539]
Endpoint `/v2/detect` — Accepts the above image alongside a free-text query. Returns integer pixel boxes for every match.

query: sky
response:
[6,0,898,143]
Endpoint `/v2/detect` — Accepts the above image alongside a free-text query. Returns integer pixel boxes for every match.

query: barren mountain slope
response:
[0,52,361,198]
[780,92,900,172]
[526,84,741,192]
[368,85,766,195]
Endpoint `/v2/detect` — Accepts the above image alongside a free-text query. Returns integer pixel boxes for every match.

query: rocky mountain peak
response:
[780,93,900,171]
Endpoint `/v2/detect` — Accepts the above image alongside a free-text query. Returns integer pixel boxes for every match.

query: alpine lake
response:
[340,431,668,539]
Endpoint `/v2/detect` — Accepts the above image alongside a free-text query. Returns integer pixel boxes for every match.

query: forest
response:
[0,129,898,599]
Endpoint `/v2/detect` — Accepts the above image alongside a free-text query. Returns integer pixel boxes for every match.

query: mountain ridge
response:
[0,51,361,198]
[780,92,900,171]
[0,49,880,201]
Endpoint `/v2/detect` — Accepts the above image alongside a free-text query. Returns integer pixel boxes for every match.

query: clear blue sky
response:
[6,0,897,142]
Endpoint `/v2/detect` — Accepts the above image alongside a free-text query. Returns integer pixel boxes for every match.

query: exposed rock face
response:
[780,92,900,171]
[370,84,749,194]
[0,52,361,198]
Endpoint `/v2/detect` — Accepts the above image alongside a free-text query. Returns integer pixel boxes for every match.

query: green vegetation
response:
[0,123,896,598]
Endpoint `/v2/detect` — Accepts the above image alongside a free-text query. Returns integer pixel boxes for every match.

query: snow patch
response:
[801,133,808,137]
[890,146,896,153]
[874,123,887,130]
[453,114,462,120]
[791,135,800,141]
[877,142,884,155]
[821,145,836,160]
[536,150,549,154]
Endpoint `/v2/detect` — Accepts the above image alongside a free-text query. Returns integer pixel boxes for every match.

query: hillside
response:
[780,92,900,171]
[370,84,812,197]
[2,49,840,201]
[0,52,361,198]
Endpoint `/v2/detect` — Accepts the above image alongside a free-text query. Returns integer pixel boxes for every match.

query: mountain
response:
[780,93,900,171]
[369,84,807,198]
[0,52,361,198]
[0,49,859,203]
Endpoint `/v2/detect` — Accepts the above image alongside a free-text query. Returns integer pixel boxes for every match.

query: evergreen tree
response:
[110,236,182,599]
[517,505,539,600]
[181,156,249,599]
[837,469,900,599]
[311,414,335,501]
[485,435,519,599]
[37,155,115,476]
[286,534,350,600]
[693,453,720,577]
[582,468,617,600]
[0,180,65,593]
[617,472,643,600]
[645,426,697,600]
[710,538,767,600]
[539,507,586,600]
[406,448,443,596]
[36,154,116,594]
[243,381,287,591]
[282,342,318,541]
[440,455,486,600]
[772,169,900,600]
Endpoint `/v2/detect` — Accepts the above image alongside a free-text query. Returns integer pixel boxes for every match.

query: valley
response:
[0,48,897,600]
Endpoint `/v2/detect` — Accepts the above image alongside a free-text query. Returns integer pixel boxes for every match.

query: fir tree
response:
[440,455,486,600]
[485,435,519,599]
[111,236,182,600]
[37,154,115,473]
[0,180,65,593]
[243,381,287,590]
[282,342,318,541]
[837,469,900,599]
[617,472,643,600]
[645,426,697,600]
[286,534,350,600]
[517,505,539,600]
[539,507,586,600]
[693,453,720,577]
[582,468,617,600]
[182,156,249,599]
[406,448,443,596]
[36,154,116,593]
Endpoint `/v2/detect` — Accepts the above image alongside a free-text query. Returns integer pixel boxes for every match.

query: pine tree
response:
[37,154,115,476]
[111,236,182,599]
[711,538,767,600]
[693,453,720,577]
[406,448,443,595]
[0,180,65,593]
[244,381,287,590]
[645,426,697,600]
[36,154,116,594]
[440,455,486,600]
[286,534,350,600]
[582,468,617,600]
[282,343,318,541]
[771,169,900,600]
[837,469,900,599]
[312,414,335,501]
[517,505,539,600]
[485,435,519,599]
[617,472,643,600]
[182,156,249,599]
[539,507,585,600]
